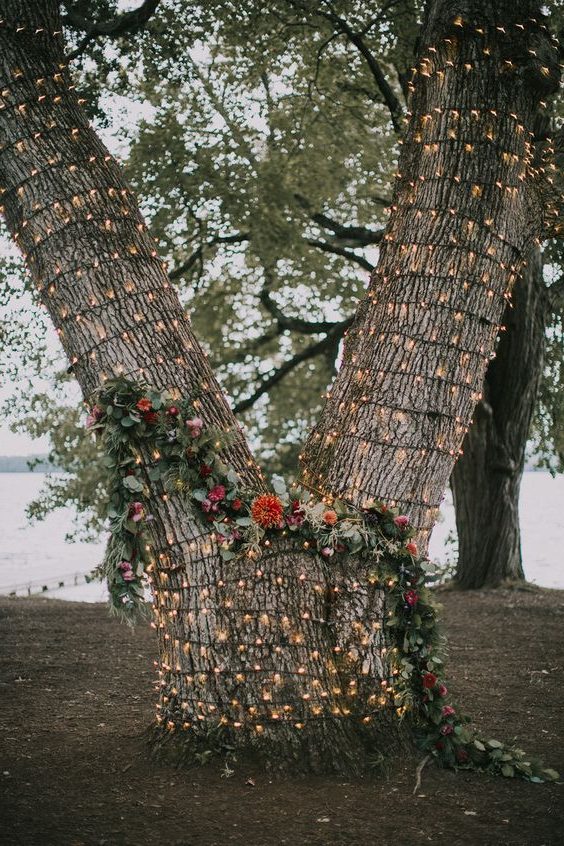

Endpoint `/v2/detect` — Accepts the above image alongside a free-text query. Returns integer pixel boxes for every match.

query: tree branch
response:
[168,232,249,282]
[305,238,375,272]
[63,0,161,60]
[233,321,350,413]
[294,193,385,247]
[316,3,403,133]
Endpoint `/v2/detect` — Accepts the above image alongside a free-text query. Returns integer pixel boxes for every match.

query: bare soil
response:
[0,588,562,846]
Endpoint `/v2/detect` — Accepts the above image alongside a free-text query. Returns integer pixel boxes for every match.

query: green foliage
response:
[91,375,558,782]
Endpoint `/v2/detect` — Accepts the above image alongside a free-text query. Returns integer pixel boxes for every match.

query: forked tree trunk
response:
[300,2,558,548]
[0,0,397,772]
[451,248,547,588]
[0,0,559,773]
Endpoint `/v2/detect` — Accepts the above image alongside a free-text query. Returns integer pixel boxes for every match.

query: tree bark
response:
[0,0,559,773]
[300,1,559,544]
[451,247,546,588]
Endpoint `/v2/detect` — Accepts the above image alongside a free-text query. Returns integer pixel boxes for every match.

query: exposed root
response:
[413,754,432,795]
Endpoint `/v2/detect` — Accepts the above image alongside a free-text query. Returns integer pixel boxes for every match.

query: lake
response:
[0,471,562,603]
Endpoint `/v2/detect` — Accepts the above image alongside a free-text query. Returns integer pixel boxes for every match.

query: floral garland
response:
[87,377,558,783]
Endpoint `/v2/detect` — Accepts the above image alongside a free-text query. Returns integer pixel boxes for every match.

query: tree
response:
[4,0,562,595]
[0,0,559,774]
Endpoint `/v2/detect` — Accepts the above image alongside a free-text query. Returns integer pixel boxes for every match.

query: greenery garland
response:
[87,377,558,783]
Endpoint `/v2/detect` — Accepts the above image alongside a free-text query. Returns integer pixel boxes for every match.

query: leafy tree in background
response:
[1,0,563,586]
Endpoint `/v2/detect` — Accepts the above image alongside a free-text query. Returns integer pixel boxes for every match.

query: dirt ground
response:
[0,588,562,846]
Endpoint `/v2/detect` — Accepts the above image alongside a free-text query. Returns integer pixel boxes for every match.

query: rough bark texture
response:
[0,0,405,772]
[451,247,546,588]
[300,1,559,546]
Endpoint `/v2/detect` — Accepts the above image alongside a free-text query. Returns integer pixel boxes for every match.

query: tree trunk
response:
[300,1,558,546]
[0,0,559,773]
[451,247,546,588]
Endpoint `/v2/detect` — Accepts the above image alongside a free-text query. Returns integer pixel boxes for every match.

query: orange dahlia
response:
[251,494,284,529]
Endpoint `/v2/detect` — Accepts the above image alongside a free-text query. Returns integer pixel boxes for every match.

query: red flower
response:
[404,589,419,607]
[286,499,305,527]
[323,510,338,525]
[167,405,180,417]
[406,541,418,556]
[394,515,409,529]
[440,724,454,736]
[208,484,226,503]
[456,748,469,763]
[251,494,284,529]
[136,398,152,412]
[438,684,448,697]
[199,464,213,478]
[422,672,438,689]
[231,498,243,511]
[143,411,159,425]
[442,705,455,717]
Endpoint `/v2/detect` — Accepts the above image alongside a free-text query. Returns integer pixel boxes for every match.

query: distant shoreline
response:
[0,456,59,472]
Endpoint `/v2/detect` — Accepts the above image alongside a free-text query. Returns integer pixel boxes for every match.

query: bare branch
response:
[63,0,160,60]
[233,322,349,414]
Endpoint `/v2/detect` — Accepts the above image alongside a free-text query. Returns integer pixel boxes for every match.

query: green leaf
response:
[487,739,503,749]
[474,740,486,752]
[501,764,514,778]
[541,768,560,781]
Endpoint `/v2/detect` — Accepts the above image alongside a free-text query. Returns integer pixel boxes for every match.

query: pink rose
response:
[440,724,454,736]
[201,498,213,513]
[186,417,203,438]
[86,405,103,429]
[438,684,448,697]
[394,515,409,529]
[442,705,456,717]
[129,502,145,522]
[321,546,334,557]
[208,484,226,503]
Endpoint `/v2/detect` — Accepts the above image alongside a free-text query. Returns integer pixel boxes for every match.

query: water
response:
[0,472,562,602]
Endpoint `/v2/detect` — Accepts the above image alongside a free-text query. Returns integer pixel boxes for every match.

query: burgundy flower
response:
[167,405,180,417]
[231,498,243,511]
[422,672,438,689]
[394,515,409,529]
[438,684,448,697]
[455,748,469,763]
[199,464,213,478]
[286,499,305,527]
[404,589,419,607]
[435,740,444,751]
[440,724,454,736]
[143,411,159,425]
[208,484,226,503]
